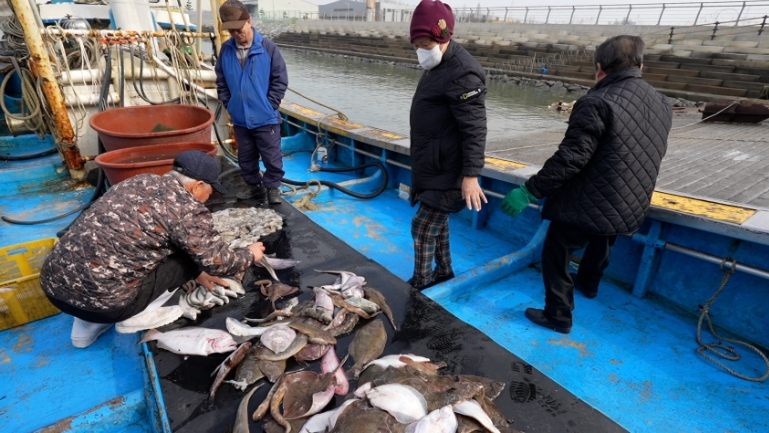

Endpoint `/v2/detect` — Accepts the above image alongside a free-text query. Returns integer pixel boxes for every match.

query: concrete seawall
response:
[271,21,769,103]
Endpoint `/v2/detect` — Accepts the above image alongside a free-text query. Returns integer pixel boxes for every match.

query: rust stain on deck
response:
[547,337,594,358]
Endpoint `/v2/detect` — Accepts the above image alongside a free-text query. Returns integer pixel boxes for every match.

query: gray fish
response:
[256,333,309,361]
[256,256,301,270]
[259,256,281,281]
[345,297,380,315]
[363,286,396,330]
[210,342,252,403]
[233,384,263,433]
[348,319,387,379]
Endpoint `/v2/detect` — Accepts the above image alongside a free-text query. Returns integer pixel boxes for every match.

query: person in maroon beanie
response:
[407,0,488,291]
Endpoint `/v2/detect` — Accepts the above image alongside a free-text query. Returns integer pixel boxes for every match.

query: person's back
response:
[536,66,672,236]
[501,35,673,334]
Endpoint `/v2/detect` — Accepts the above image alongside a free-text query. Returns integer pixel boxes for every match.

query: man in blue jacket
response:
[216,0,288,205]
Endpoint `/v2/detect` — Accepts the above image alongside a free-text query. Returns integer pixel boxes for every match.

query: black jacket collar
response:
[592,67,642,92]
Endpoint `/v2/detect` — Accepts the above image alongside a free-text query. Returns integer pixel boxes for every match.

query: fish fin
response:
[139,329,161,344]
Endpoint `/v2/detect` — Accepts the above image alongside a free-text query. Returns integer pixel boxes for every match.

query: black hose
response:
[283,161,389,199]
[2,51,112,227]
[0,147,57,160]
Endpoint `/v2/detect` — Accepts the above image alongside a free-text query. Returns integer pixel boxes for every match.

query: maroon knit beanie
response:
[410,0,454,44]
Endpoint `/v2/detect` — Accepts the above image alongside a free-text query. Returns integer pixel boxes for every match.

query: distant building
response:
[318,0,414,22]
[196,0,318,21]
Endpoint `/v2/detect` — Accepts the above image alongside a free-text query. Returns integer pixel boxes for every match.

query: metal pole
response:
[596,5,602,25]
[504,7,508,23]
[196,0,203,56]
[760,15,767,35]
[570,6,575,24]
[657,4,666,25]
[524,7,528,24]
[736,1,746,25]
[8,0,83,173]
[546,6,551,24]
[625,5,632,24]
[694,2,703,25]
[664,244,769,281]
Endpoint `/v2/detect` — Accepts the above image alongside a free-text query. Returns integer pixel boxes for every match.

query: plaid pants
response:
[411,204,453,286]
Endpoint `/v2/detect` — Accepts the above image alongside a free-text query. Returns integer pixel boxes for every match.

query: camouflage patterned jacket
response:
[41,173,254,311]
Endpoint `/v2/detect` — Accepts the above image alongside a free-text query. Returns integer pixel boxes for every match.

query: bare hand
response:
[462,177,488,211]
[196,271,229,292]
[248,242,266,264]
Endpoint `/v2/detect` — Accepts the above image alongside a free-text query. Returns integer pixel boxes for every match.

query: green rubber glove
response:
[501,184,537,217]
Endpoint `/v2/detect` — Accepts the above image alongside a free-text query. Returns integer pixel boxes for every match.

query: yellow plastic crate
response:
[0,238,60,331]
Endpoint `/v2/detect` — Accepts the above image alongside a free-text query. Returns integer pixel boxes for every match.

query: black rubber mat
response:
[150,175,627,433]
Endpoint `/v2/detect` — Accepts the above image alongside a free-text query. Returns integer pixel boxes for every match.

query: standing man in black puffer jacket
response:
[501,35,672,333]
[407,0,488,290]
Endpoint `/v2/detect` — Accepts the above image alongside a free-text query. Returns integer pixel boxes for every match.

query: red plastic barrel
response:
[89,105,215,152]
[94,142,218,185]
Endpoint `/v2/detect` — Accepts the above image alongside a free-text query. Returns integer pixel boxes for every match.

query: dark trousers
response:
[541,222,617,327]
[410,204,452,286]
[233,124,284,189]
[47,252,199,324]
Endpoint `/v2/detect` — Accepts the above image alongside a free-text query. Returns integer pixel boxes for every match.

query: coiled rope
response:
[696,258,769,382]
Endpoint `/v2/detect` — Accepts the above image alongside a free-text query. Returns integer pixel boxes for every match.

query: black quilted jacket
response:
[525,68,672,235]
[410,41,486,212]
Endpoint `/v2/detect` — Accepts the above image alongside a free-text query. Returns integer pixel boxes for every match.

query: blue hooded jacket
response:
[215,29,288,129]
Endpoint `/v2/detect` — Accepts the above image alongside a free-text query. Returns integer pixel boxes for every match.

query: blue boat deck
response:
[279,150,769,433]
[2,134,768,432]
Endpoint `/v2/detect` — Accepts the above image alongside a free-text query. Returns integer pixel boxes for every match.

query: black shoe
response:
[267,188,281,205]
[525,308,571,334]
[406,277,437,291]
[433,271,455,284]
[570,272,597,299]
[237,183,266,201]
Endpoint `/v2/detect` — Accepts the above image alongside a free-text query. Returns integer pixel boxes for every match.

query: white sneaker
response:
[115,305,184,334]
[71,318,113,348]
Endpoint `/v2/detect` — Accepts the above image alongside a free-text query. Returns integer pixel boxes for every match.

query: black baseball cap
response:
[173,150,227,195]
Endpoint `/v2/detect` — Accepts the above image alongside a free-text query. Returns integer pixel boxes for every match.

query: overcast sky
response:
[305,0,713,7]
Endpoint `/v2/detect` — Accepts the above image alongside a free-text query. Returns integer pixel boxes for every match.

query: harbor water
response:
[280,49,571,141]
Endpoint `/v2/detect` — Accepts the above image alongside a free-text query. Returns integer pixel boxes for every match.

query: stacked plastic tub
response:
[91,104,216,184]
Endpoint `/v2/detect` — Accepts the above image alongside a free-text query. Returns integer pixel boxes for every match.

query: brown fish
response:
[281,370,337,420]
[253,379,281,421]
[455,375,506,401]
[256,358,286,383]
[348,319,387,379]
[233,383,263,433]
[255,333,308,361]
[209,342,252,403]
[263,417,308,433]
[329,310,359,337]
[259,280,299,311]
[295,343,331,363]
[270,376,292,433]
[233,345,265,390]
[287,321,337,345]
[363,286,396,330]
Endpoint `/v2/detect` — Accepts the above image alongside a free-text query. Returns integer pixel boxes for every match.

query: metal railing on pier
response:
[255,1,769,27]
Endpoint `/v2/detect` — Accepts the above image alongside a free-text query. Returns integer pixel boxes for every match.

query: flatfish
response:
[348,318,387,378]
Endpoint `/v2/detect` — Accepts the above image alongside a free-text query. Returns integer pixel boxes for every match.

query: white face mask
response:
[416,45,443,70]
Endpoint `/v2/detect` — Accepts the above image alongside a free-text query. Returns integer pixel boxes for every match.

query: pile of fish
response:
[212,207,284,249]
[141,269,515,433]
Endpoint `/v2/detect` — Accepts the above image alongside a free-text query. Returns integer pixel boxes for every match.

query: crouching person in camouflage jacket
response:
[41,150,266,348]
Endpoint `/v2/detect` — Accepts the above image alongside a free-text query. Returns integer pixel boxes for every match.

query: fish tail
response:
[139,329,161,344]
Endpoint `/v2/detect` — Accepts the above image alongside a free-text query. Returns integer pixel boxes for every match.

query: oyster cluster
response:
[212,207,283,249]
